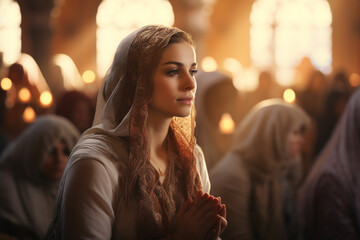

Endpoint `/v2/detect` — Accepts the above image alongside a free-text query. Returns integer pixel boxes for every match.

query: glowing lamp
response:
[1,78,13,91]
[82,70,96,83]
[201,56,218,72]
[18,87,31,103]
[23,106,36,123]
[219,113,235,134]
[283,88,296,103]
[40,91,53,107]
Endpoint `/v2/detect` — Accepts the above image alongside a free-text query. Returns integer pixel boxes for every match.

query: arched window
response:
[250,0,332,86]
[96,0,174,77]
[0,0,21,66]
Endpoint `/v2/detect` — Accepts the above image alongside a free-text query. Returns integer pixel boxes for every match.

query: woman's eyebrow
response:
[162,61,197,67]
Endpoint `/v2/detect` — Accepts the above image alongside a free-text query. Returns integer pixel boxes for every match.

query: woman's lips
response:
[176,97,193,105]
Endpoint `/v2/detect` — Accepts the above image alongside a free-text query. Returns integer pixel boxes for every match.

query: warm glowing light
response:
[16,54,51,96]
[219,113,235,134]
[201,56,217,72]
[0,0,21,65]
[223,58,242,74]
[82,70,96,83]
[283,88,296,103]
[250,0,332,86]
[96,0,174,77]
[18,87,31,103]
[52,53,84,90]
[1,77,13,91]
[276,68,294,86]
[350,73,360,88]
[23,106,36,123]
[233,67,258,92]
[39,91,53,107]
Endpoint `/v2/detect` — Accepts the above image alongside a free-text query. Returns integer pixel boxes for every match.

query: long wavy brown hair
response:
[108,25,201,236]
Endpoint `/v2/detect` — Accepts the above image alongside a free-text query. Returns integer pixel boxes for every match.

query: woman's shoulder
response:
[64,134,129,185]
[72,132,129,166]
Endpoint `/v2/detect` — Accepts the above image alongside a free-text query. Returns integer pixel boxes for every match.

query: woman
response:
[195,70,239,170]
[298,86,360,240]
[46,25,226,239]
[210,99,309,240]
[55,90,95,133]
[0,115,80,239]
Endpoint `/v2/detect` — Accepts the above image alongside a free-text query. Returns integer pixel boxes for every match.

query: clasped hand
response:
[170,190,227,240]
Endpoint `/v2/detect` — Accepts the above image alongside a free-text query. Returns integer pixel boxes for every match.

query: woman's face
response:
[288,128,305,158]
[40,141,70,181]
[150,40,197,118]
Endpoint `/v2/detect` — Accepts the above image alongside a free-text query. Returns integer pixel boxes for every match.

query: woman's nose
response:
[183,73,196,91]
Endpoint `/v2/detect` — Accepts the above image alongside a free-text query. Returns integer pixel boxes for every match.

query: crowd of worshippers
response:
[0,25,359,240]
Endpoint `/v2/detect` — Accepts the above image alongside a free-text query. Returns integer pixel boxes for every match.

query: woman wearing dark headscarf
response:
[0,115,80,239]
[298,87,360,240]
[210,99,309,240]
[45,25,226,240]
[55,90,95,133]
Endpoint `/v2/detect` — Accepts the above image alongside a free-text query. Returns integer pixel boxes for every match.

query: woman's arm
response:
[61,158,115,240]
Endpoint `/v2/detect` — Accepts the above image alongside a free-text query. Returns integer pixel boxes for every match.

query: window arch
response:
[96,0,174,77]
[0,0,21,66]
[250,0,332,86]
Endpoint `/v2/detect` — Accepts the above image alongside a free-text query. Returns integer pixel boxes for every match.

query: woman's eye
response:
[167,69,179,76]
[63,148,71,156]
[49,148,57,156]
[190,69,198,76]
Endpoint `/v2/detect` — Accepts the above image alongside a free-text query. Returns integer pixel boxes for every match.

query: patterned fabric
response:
[45,25,210,239]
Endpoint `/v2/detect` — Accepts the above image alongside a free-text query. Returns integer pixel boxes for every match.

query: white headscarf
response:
[47,25,204,240]
[220,99,309,240]
[0,115,80,239]
[195,70,237,170]
[91,26,142,136]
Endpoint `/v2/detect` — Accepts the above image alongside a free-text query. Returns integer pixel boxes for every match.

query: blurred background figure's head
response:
[195,70,239,170]
[55,90,95,133]
[0,115,80,239]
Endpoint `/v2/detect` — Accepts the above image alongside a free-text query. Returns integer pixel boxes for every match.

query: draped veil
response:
[47,25,203,239]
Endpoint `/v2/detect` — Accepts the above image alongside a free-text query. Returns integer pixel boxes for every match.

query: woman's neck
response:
[147,114,171,152]
[146,111,172,181]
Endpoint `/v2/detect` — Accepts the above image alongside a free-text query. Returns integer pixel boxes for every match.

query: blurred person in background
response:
[210,99,309,240]
[298,86,360,240]
[55,90,95,133]
[297,70,328,121]
[195,70,239,170]
[0,115,80,240]
[242,71,283,116]
[314,71,351,157]
[0,88,8,155]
